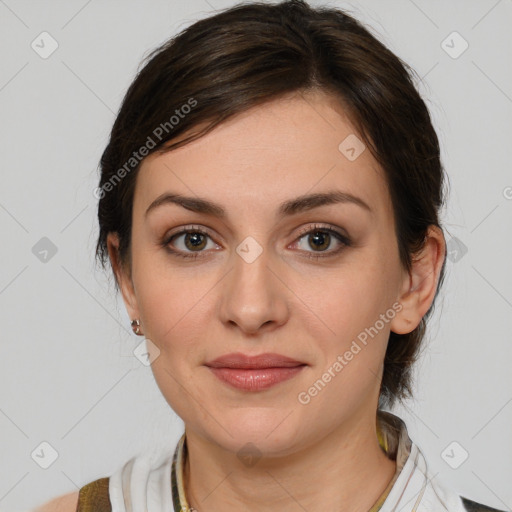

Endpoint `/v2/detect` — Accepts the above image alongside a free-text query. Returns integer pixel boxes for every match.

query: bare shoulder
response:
[33,490,79,512]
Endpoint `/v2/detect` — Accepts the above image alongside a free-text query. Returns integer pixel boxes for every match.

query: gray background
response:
[0,0,511,510]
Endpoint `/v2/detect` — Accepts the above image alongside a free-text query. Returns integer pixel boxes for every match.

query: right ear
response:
[106,232,140,322]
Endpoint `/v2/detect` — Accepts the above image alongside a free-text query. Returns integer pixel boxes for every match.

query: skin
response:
[33,491,79,511]
[104,90,445,512]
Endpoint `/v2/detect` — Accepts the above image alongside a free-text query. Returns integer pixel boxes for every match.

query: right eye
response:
[162,226,221,260]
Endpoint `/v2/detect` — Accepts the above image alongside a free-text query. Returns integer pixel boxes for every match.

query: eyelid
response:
[295,223,349,241]
[165,224,214,238]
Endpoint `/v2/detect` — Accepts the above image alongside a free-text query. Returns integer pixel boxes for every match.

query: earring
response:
[131,319,143,336]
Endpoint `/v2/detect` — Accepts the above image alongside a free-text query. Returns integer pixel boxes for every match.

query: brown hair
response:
[95,0,447,409]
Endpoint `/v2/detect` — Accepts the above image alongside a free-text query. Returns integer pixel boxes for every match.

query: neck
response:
[183,410,397,512]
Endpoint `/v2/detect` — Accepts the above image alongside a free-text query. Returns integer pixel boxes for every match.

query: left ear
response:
[390,225,446,335]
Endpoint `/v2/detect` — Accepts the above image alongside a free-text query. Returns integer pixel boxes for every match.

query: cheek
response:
[140,288,209,353]
[312,260,393,338]
[303,250,399,388]
[305,284,392,413]
[142,298,210,419]
[132,250,209,339]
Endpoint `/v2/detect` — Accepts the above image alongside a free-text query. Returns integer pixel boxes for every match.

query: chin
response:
[204,408,307,457]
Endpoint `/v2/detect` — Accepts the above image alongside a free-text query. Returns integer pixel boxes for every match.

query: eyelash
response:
[161,223,351,261]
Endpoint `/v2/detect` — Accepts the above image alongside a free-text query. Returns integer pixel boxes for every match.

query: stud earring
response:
[131,319,143,335]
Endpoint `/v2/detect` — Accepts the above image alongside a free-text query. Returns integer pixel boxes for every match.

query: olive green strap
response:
[76,477,111,512]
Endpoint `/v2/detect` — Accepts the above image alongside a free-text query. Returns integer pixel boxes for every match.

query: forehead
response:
[135,91,391,220]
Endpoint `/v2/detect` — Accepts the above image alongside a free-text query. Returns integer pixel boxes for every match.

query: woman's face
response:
[112,90,412,456]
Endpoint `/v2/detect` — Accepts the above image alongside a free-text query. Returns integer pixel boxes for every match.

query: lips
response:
[205,352,305,369]
[204,352,307,391]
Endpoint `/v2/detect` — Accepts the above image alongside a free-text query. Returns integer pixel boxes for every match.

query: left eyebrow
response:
[144,190,372,219]
[278,190,372,217]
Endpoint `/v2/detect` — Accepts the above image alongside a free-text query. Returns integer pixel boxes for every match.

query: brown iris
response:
[183,232,208,251]
[308,230,331,251]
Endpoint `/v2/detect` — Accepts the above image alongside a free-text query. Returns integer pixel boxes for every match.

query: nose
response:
[218,240,289,335]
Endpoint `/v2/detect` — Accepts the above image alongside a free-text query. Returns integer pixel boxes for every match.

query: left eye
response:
[292,225,350,257]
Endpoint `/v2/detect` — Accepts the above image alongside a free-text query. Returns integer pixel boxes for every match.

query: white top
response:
[108,410,470,512]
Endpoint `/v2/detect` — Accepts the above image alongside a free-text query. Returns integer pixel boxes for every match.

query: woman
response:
[34,1,504,511]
